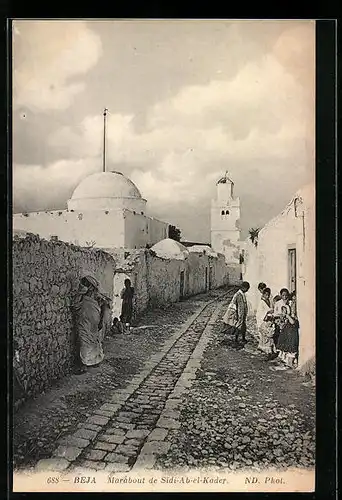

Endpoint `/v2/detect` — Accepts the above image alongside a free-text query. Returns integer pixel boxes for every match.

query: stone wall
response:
[13,234,115,401]
[111,248,231,320]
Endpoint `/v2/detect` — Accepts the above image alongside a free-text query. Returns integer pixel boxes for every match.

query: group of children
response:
[256,282,299,367]
[110,278,299,368]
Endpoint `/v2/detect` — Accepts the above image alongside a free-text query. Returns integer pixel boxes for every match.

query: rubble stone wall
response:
[12,234,115,401]
[112,248,231,320]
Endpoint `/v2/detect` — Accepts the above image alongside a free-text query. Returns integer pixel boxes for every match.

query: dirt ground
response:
[157,309,315,471]
[13,292,213,470]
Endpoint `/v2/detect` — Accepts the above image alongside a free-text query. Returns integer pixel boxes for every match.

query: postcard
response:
[11,18,316,493]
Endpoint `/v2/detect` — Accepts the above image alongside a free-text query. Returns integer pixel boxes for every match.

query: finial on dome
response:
[216,170,235,198]
[225,170,234,183]
[217,171,234,185]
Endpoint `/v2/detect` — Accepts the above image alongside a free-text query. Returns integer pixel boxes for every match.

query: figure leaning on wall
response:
[72,274,112,375]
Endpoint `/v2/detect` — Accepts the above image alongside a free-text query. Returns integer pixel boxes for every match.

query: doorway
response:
[209,266,213,290]
[288,247,297,293]
[180,271,185,300]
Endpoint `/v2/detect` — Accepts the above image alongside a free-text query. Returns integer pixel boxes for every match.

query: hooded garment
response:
[73,274,111,366]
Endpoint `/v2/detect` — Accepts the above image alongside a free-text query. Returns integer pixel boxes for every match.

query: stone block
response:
[126,384,140,392]
[133,454,156,470]
[141,441,171,455]
[110,395,129,404]
[105,453,130,464]
[115,445,138,457]
[99,434,125,444]
[94,409,115,418]
[169,389,185,398]
[80,423,102,432]
[84,449,107,461]
[74,428,98,441]
[86,415,109,427]
[105,463,131,473]
[36,458,70,472]
[118,411,138,418]
[175,379,192,389]
[164,399,182,410]
[53,445,82,462]
[99,403,121,413]
[106,427,126,436]
[125,429,150,439]
[160,409,181,420]
[116,416,133,423]
[124,439,142,447]
[156,418,181,430]
[117,423,135,430]
[146,428,168,441]
[94,442,117,452]
[80,460,106,471]
[59,436,90,449]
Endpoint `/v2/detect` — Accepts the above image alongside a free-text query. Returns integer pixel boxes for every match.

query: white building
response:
[210,171,242,279]
[242,183,315,371]
[13,170,169,250]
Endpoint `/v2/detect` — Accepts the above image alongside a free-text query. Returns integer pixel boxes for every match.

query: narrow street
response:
[13,288,225,470]
[14,287,315,475]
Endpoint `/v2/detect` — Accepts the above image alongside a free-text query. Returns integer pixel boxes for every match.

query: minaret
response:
[210,171,241,264]
[103,107,108,173]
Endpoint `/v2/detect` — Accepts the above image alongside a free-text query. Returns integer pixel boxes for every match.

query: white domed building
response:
[13,170,170,250]
[68,171,146,213]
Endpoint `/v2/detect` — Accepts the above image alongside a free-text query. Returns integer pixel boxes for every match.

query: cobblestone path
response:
[155,310,315,473]
[36,288,235,474]
[13,290,219,469]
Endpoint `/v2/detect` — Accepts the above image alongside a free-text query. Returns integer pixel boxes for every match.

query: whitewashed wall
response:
[13,208,169,251]
[242,184,315,369]
[123,211,169,249]
[13,210,126,248]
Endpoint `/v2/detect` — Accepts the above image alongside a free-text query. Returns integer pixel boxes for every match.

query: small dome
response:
[71,171,142,201]
[188,244,218,257]
[151,238,189,260]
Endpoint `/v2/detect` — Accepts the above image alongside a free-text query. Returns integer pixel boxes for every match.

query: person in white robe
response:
[256,287,276,356]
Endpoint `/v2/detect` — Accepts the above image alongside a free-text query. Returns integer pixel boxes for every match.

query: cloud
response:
[272,22,315,90]
[13,22,314,240]
[45,51,310,201]
[13,159,98,212]
[13,21,102,112]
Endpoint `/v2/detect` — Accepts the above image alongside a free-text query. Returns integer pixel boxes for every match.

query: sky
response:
[12,20,315,242]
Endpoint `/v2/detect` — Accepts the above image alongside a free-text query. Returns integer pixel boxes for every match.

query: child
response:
[256,287,276,358]
[258,282,267,294]
[120,279,135,332]
[290,290,297,317]
[111,317,124,335]
[276,306,299,367]
[272,295,282,350]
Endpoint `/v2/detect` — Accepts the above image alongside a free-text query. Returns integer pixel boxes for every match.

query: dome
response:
[67,171,147,212]
[150,238,189,260]
[71,171,142,201]
[188,244,218,257]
